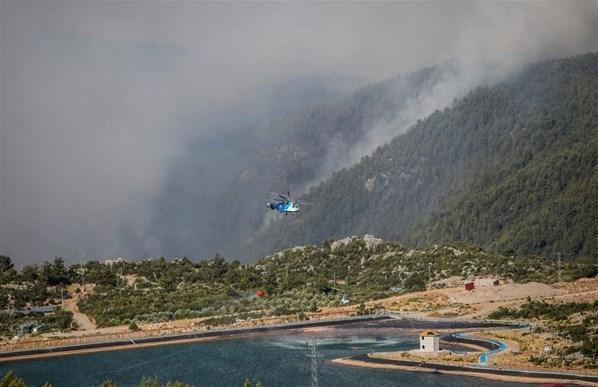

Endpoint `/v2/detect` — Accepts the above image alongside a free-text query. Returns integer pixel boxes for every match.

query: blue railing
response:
[452,332,507,365]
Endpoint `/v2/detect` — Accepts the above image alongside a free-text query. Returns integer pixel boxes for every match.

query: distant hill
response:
[72,235,596,328]
[146,65,459,259]
[249,53,598,260]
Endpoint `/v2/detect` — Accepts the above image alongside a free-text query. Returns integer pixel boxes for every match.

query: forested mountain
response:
[249,53,598,260]
[146,65,458,259]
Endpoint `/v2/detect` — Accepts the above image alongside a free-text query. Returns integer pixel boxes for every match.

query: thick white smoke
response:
[1,1,597,264]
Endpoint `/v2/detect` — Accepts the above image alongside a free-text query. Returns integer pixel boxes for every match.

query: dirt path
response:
[62,296,96,331]
[370,278,598,320]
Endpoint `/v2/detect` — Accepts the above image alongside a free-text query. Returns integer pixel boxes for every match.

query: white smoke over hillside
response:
[1,1,597,264]
[334,1,598,171]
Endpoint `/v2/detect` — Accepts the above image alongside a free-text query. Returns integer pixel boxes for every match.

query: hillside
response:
[249,53,598,259]
[3,236,594,333]
[3,241,596,373]
[145,64,458,260]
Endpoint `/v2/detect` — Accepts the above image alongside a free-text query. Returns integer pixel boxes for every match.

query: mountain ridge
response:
[147,64,461,260]
[249,52,598,260]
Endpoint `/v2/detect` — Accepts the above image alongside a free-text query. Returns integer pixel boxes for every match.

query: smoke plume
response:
[1,1,597,264]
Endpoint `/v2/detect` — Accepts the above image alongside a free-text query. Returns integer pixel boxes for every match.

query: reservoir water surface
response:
[0,326,535,387]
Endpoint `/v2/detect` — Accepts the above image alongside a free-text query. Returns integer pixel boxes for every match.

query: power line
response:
[556,252,562,283]
[428,262,432,289]
[306,337,322,387]
[79,249,86,290]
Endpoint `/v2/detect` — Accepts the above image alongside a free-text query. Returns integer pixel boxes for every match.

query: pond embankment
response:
[0,314,518,363]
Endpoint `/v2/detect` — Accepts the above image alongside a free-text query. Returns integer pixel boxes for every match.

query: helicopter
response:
[266,191,310,214]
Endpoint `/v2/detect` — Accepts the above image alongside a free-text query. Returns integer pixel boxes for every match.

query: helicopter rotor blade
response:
[268,192,289,200]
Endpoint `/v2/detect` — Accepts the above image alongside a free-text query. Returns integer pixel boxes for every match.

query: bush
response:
[403,273,426,292]
[0,371,26,387]
[297,311,308,321]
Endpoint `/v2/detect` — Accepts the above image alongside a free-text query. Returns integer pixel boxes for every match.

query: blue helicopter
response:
[266,192,310,214]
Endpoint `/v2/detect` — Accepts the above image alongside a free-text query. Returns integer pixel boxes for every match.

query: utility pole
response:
[118,267,123,290]
[428,262,432,289]
[306,337,322,387]
[79,250,86,291]
[556,252,562,283]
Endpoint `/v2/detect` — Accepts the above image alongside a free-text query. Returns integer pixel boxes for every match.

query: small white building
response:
[419,330,440,352]
[103,257,124,266]
[341,293,350,305]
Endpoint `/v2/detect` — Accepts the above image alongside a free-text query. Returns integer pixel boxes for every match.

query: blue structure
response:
[18,322,43,336]
[21,305,57,315]
[478,338,507,365]
[452,332,507,366]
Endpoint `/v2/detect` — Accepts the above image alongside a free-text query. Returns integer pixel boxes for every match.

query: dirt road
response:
[62,296,96,331]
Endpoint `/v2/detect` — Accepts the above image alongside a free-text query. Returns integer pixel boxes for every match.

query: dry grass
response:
[372,350,479,365]
[477,329,597,375]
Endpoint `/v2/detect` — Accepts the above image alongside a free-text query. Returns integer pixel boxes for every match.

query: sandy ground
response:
[478,329,598,375]
[367,277,598,319]
[368,327,598,377]
[332,357,598,386]
[449,282,565,304]
[373,349,480,364]
[62,296,96,331]
[371,329,593,374]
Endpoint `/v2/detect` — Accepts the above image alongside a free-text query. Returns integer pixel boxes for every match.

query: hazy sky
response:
[2,1,598,265]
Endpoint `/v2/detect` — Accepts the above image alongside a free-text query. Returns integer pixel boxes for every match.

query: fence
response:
[1,313,388,356]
